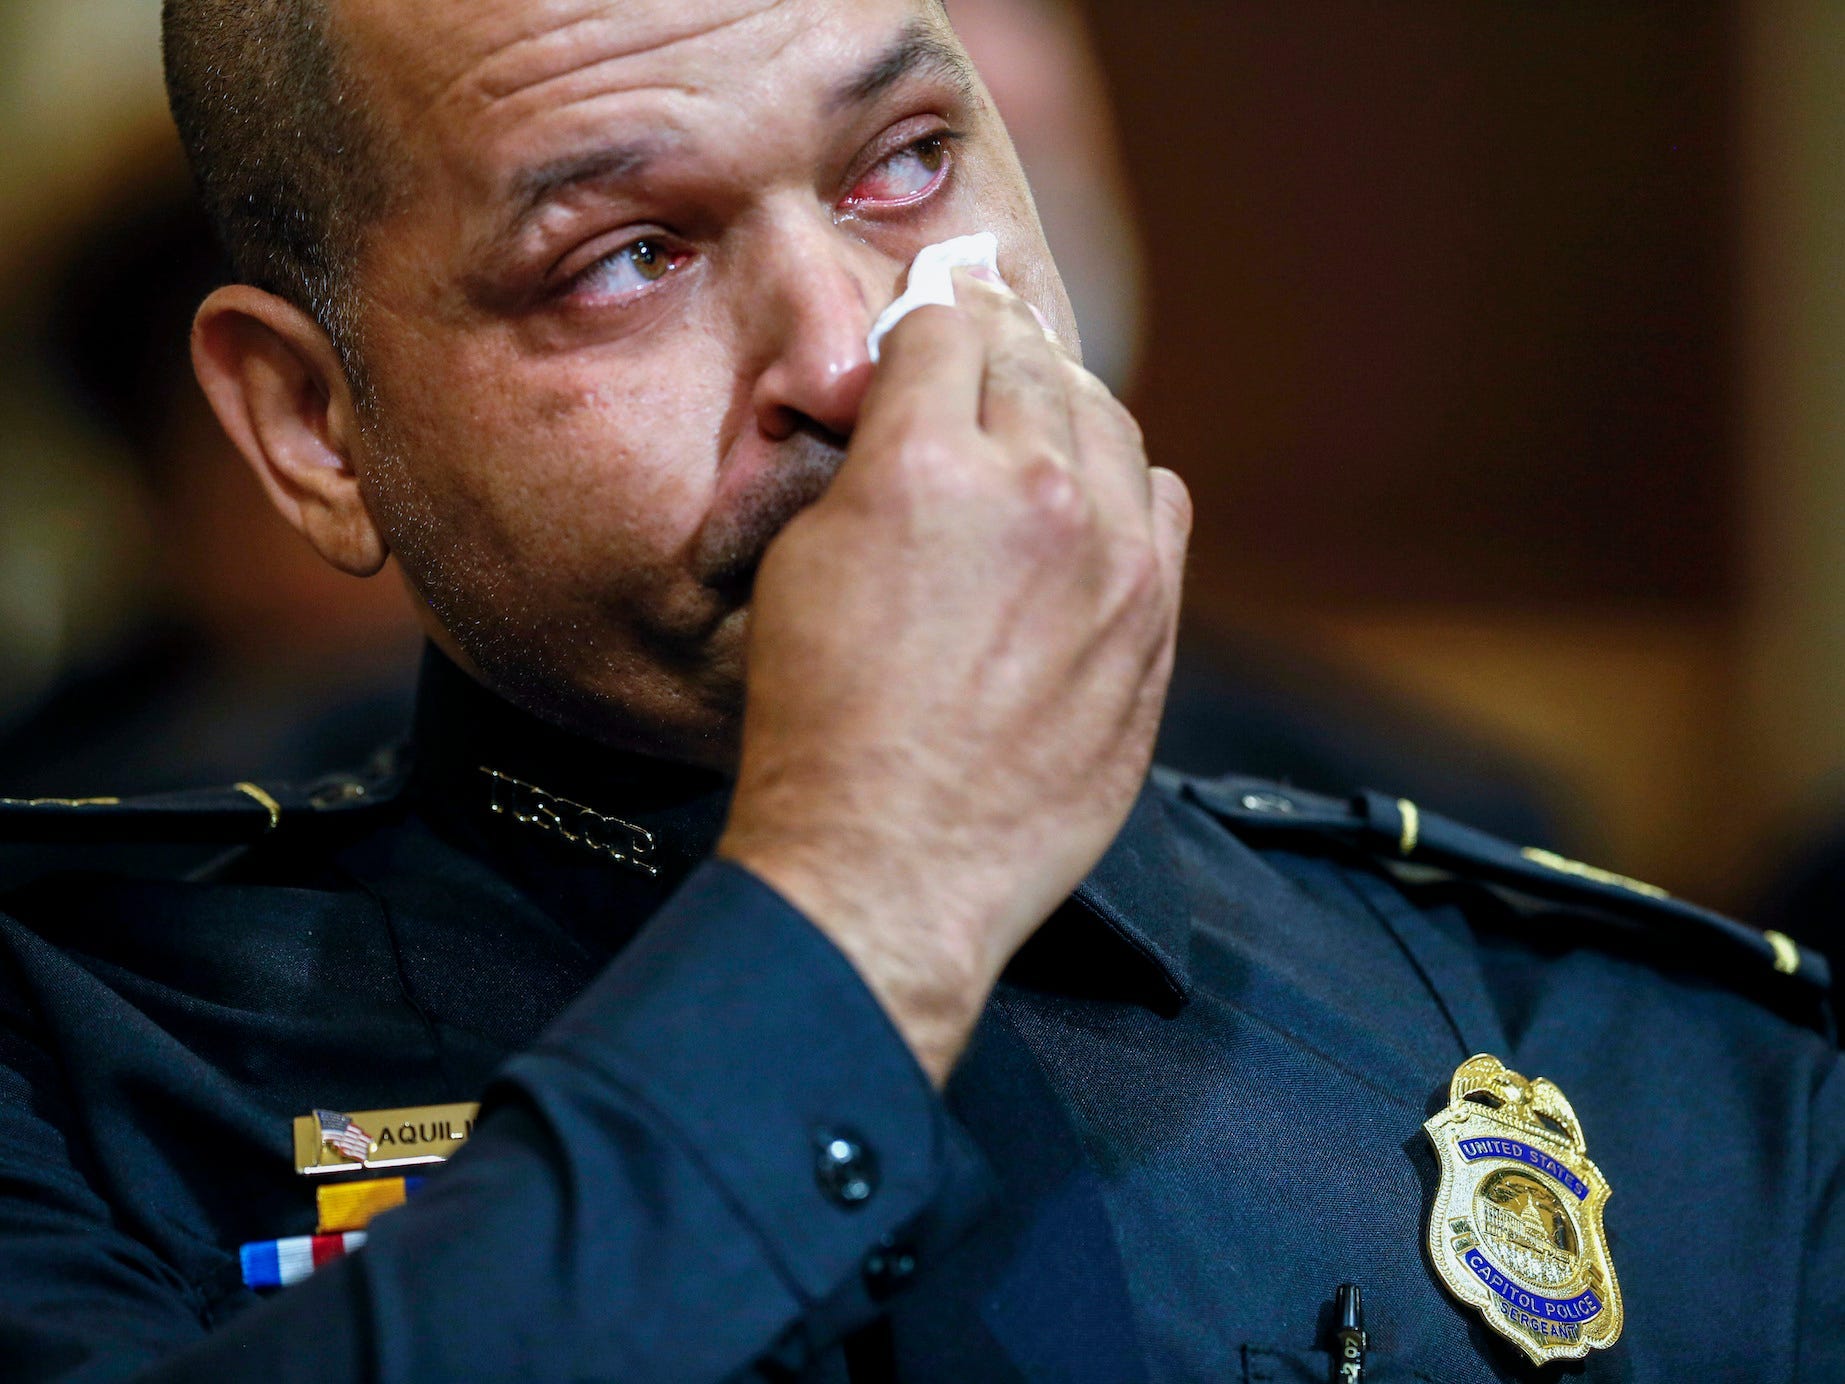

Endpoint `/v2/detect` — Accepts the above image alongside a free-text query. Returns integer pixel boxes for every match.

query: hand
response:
[718,274,1191,1085]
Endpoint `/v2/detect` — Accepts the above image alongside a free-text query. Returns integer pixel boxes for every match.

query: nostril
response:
[807,421,852,453]
[758,402,846,448]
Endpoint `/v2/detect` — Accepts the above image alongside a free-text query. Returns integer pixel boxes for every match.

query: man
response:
[0,2,1838,1381]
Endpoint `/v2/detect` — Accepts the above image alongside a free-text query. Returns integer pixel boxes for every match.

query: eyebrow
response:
[503,139,673,236]
[824,21,980,115]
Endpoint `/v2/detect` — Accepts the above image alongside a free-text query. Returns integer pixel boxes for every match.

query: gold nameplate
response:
[1424,1056,1623,1366]
[293,1103,481,1176]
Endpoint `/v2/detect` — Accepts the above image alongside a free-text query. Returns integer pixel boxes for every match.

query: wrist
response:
[716,828,994,1087]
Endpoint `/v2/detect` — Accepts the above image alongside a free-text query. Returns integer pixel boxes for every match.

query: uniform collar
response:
[407,646,1193,1010]
[1022,785,1194,1014]
[408,645,730,882]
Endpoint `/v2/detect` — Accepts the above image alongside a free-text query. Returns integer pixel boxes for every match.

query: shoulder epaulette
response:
[1177,771,1832,999]
[0,754,409,845]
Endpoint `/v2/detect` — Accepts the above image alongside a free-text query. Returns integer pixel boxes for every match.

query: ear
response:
[190,285,389,577]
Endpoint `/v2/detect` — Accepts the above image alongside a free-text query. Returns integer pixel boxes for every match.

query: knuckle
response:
[1017,453,1089,532]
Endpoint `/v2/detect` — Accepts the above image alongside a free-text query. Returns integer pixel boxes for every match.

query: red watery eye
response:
[847,136,950,207]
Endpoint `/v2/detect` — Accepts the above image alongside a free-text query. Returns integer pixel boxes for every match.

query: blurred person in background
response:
[0,1,1835,1380]
[0,165,420,800]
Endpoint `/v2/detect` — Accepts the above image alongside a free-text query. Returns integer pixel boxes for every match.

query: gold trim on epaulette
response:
[0,796,122,808]
[1763,929,1801,976]
[1519,848,1669,901]
[1397,798,1421,856]
[233,782,283,832]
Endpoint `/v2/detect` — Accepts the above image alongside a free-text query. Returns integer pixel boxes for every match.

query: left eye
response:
[576,237,684,298]
[847,136,951,206]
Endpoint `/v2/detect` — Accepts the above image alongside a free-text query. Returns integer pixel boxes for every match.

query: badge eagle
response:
[1424,1055,1623,1365]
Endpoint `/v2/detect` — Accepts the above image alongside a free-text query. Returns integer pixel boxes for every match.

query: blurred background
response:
[2,0,1843,946]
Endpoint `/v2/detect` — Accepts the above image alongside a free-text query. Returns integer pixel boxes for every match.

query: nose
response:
[747,221,889,443]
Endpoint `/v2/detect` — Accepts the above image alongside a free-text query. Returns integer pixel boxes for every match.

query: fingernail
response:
[966,265,1006,287]
[1029,304,1054,332]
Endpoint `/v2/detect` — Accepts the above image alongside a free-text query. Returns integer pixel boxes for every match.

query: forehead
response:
[346,0,942,163]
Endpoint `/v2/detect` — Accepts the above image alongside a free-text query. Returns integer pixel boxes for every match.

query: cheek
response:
[518,382,710,563]
[956,158,1074,330]
[374,334,730,589]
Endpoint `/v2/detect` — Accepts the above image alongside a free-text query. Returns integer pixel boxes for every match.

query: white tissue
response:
[865,232,1001,364]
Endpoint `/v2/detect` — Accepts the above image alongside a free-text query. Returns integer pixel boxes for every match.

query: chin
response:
[548,609,754,768]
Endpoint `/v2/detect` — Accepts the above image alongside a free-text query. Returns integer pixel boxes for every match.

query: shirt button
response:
[863,1234,919,1300]
[814,1129,879,1207]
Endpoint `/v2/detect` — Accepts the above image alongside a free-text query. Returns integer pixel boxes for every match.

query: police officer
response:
[1,0,1839,1380]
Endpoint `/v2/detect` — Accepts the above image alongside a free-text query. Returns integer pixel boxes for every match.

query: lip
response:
[688,429,849,592]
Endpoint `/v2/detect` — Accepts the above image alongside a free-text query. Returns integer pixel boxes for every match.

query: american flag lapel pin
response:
[315,1109,376,1165]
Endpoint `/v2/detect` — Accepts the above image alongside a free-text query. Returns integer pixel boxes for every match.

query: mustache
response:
[689,431,848,593]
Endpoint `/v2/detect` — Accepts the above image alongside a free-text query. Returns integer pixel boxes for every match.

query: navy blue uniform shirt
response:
[1,649,1840,1382]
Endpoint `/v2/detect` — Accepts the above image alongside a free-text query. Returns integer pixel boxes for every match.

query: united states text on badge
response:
[1424,1055,1623,1366]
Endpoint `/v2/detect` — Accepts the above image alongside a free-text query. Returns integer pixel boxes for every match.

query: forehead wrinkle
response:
[448,0,788,112]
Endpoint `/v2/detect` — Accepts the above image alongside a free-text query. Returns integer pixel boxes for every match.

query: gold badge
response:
[1424,1056,1623,1365]
[293,1103,480,1175]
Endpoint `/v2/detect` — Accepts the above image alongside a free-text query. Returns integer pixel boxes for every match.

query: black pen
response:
[1333,1283,1366,1384]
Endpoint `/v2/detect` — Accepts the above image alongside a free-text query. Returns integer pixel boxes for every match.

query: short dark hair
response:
[160,0,392,369]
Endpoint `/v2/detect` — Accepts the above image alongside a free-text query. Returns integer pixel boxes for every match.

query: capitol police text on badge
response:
[1423,1056,1624,1366]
